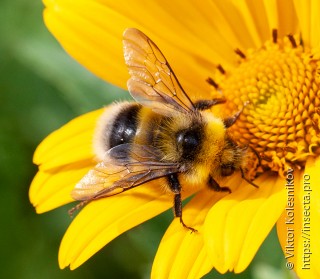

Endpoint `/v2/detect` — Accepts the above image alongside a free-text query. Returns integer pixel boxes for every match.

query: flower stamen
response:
[234,48,246,59]
[217,64,226,75]
[272,29,278,44]
[206,77,219,89]
[287,34,298,48]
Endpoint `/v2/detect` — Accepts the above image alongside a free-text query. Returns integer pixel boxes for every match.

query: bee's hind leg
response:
[167,174,197,233]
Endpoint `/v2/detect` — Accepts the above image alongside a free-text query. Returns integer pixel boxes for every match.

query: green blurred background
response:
[1,0,294,278]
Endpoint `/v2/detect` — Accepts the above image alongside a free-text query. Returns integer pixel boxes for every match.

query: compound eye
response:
[176,129,201,160]
[177,130,199,150]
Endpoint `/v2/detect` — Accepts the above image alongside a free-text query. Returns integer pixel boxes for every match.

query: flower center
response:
[212,33,320,176]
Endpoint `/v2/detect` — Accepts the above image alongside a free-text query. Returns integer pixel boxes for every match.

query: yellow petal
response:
[43,0,221,97]
[34,109,102,169]
[30,161,93,213]
[277,157,320,278]
[152,189,227,279]
[215,0,297,48]
[230,0,267,47]
[204,173,286,273]
[44,0,299,101]
[293,0,320,48]
[59,181,196,270]
[43,0,129,89]
[268,0,299,38]
[262,0,297,36]
[30,109,104,212]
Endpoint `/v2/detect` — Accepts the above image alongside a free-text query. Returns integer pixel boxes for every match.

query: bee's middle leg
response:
[208,175,231,193]
[223,101,250,128]
[167,174,197,233]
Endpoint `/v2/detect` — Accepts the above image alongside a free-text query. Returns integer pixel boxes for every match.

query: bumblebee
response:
[71,28,257,232]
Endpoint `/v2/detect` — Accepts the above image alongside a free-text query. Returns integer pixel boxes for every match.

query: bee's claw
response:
[179,217,198,233]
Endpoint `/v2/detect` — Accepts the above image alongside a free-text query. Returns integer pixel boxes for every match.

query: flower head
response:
[30,1,320,278]
[214,32,320,174]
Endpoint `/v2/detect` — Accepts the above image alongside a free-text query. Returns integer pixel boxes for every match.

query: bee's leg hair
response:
[167,174,197,233]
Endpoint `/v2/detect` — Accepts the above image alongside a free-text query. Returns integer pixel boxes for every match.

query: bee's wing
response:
[123,28,195,115]
[71,144,179,201]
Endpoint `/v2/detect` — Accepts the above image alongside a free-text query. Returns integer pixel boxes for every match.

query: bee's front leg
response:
[223,101,250,128]
[194,98,226,111]
[240,168,259,188]
[167,174,197,233]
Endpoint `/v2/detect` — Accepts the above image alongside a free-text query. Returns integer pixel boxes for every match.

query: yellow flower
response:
[30,0,320,278]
